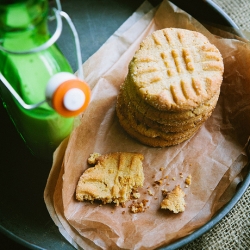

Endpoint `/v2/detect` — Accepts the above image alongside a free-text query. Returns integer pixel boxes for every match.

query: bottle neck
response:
[0,0,49,51]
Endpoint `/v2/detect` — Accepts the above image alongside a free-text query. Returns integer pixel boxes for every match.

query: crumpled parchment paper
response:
[44,1,250,249]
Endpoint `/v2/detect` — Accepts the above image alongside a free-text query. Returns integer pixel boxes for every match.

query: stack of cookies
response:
[116,28,224,147]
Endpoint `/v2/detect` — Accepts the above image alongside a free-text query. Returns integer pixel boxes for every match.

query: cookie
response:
[116,105,195,147]
[124,76,220,123]
[76,152,144,205]
[128,101,213,133]
[117,86,207,134]
[116,101,200,147]
[161,185,186,213]
[128,28,223,111]
[120,79,219,130]
[117,96,202,141]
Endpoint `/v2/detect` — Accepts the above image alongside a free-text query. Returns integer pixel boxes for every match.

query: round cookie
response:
[130,104,213,133]
[116,91,202,141]
[128,28,224,111]
[119,82,213,133]
[125,76,220,123]
[116,103,198,147]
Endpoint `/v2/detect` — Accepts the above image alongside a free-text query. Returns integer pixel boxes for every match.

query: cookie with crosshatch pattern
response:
[116,28,223,147]
[116,103,196,147]
[128,28,224,111]
[116,86,203,140]
[76,152,144,205]
[118,82,217,133]
[121,77,220,130]
[124,75,220,124]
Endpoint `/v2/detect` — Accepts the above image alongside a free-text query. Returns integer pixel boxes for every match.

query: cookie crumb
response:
[161,189,168,196]
[161,185,186,213]
[147,189,154,196]
[153,179,163,186]
[185,174,192,186]
[87,152,101,165]
[129,199,149,213]
[132,192,140,199]
[121,202,126,208]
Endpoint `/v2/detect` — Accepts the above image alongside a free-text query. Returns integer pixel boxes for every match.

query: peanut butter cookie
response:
[76,152,144,205]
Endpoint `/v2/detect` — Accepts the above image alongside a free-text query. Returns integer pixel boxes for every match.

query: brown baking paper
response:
[44,0,250,249]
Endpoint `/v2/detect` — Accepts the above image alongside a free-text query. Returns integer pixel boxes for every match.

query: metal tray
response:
[0,0,249,249]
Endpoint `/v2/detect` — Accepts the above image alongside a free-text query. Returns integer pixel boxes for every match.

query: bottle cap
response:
[52,79,91,117]
[46,72,91,117]
[63,88,85,111]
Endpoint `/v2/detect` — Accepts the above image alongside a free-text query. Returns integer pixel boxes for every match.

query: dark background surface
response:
[0,0,240,249]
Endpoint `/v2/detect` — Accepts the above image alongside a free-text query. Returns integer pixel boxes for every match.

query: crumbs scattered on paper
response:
[129,199,149,213]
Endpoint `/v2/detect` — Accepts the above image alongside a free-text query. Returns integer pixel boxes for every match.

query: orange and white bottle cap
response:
[46,72,91,117]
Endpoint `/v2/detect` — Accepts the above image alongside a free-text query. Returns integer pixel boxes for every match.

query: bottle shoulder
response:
[1,45,73,104]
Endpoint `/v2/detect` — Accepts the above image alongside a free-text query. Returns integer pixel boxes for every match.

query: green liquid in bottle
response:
[0,0,74,161]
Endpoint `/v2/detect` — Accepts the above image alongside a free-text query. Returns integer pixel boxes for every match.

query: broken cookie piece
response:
[87,152,101,165]
[185,174,192,186]
[76,152,144,206]
[161,185,186,213]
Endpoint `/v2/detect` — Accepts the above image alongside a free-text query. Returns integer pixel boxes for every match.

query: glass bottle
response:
[0,0,75,161]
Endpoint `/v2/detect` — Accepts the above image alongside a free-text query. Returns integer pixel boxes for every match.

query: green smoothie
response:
[0,0,75,160]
